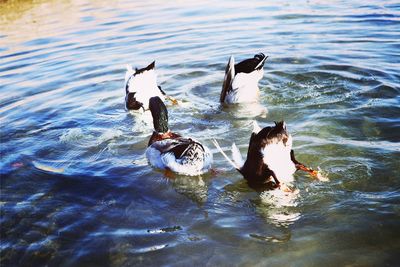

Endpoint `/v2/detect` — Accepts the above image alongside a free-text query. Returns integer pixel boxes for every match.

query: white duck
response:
[220,53,268,104]
[146,96,213,176]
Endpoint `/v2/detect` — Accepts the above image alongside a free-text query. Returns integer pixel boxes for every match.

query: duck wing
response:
[151,138,204,159]
[169,138,205,159]
[147,137,212,176]
[220,56,235,103]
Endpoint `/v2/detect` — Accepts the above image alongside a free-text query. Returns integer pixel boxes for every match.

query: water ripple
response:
[1,0,400,265]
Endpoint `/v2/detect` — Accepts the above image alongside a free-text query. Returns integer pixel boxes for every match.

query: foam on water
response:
[59,128,85,143]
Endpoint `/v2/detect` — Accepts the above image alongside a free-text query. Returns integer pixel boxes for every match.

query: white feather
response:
[252,120,262,134]
[254,55,267,70]
[231,143,244,168]
[261,135,296,183]
[202,145,214,172]
[125,64,135,84]
[146,139,212,176]
[224,69,264,103]
[212,139,240,170]
[145,145,165,169]
[125,68,165,110]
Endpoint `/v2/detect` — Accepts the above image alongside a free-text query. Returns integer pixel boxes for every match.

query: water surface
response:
[1,0,400,266]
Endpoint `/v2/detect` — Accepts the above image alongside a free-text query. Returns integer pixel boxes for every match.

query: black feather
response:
[167,138,205,159]
[158,86,167,95]
[135,61,155,75]
[234,53,267,74]
[125,92,144,110]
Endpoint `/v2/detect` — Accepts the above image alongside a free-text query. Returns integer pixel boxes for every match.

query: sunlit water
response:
[1,0,400,266]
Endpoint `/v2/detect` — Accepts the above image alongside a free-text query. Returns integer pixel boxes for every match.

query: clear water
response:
[1,0,400,266]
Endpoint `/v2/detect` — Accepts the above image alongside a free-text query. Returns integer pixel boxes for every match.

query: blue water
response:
[1,0,400,266]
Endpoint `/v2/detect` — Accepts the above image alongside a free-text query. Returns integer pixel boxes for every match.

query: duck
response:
[213,121,319,191]
[124,61,177,111]
[146,96,213,176]
[220,53,268,104]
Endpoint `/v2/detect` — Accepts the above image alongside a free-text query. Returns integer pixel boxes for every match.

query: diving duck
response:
[124,61,177,111]
[146,96,213,176]
[220,53,268,104]
[213,121,319,190]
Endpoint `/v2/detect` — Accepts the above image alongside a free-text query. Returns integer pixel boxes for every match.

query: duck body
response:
[220,53,268,104]
[213,121,302,190]
[145,97,212,176]
[146,135,213,176]
[125,61,165,111]
[240,121,296,188]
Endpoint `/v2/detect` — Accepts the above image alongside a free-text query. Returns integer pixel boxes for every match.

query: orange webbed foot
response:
[164,169,176,179]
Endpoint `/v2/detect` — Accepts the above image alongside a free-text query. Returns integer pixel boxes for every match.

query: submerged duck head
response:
[125,61,165,111]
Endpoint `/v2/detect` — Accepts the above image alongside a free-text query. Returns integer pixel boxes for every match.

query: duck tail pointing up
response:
[125,64,135,85]
[254,53,268,70]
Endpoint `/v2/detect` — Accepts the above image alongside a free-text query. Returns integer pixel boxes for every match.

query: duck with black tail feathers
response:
[146,96,213,176]
[213,121,321,191]
[124,61,178,113]
[220,53,268,104]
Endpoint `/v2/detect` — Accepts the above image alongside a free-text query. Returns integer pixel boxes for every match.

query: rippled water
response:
[1,0,400,266]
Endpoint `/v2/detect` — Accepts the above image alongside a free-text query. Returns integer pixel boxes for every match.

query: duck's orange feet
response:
[166,96,179,105]
[164,169,176,179]
[297,164,319,178]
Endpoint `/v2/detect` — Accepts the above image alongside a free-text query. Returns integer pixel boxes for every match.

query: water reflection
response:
[224,181,301,228]
[222,102,268,119]
[257,189,301,227]
[167,174,209,205]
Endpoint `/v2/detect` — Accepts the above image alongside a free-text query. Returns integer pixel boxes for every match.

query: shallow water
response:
[1,0,400,266]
